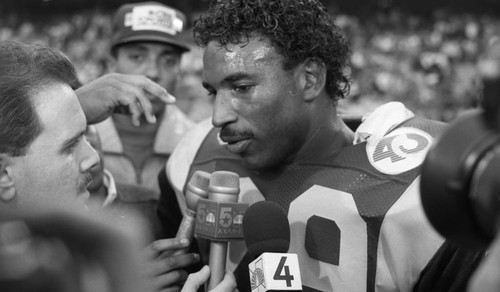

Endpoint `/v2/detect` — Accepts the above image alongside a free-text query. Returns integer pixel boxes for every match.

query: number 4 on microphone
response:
[248,253,302,291]
[274,257,295,287]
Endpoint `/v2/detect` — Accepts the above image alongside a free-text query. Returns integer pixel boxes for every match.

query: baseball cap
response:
[111,2,190,53]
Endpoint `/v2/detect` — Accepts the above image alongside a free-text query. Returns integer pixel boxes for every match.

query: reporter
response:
[0,40,201,292]
[0,40,99,211]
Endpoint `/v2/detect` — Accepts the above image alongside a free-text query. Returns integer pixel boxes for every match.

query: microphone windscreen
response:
[188,170,211,194]
[185,171,210,210]
[242,201,290,259]
[209,171,240,197]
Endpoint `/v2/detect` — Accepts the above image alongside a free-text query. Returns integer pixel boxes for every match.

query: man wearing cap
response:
[95,2,195,197]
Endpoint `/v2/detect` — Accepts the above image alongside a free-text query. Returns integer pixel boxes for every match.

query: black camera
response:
[421,65,500,250]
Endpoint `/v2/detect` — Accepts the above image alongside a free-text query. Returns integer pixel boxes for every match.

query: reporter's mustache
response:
[79,171,94,192]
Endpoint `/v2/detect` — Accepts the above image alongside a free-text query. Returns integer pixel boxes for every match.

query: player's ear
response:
[302,57,326,102]
[0,155,16,202]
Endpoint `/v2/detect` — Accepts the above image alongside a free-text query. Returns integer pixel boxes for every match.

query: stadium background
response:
[1,0,499,122]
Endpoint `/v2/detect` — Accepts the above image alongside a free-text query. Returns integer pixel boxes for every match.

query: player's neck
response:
[291,108,354,165]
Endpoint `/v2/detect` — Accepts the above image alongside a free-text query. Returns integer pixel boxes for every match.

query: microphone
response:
[243,201,302,291]
[194,171,247,290]
[174,170,211,255]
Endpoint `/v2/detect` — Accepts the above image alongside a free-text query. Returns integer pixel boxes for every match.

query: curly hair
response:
[193,0,351,101]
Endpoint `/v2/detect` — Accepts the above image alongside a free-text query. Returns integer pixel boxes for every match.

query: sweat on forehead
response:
[201,39,283,81]
[222,41,273,64]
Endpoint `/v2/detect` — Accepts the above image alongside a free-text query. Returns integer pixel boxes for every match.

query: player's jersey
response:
[165,103,482,292]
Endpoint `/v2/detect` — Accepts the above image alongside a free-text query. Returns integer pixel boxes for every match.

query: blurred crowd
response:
[336,9,500,121]
[1,8,499,122]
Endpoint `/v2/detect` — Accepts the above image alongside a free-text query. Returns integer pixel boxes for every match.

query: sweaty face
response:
[112,42,182,115]
[202,38,309,170]
[8,83,99,210]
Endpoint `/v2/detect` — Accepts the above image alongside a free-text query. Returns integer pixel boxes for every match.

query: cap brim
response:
[112,35,190,53]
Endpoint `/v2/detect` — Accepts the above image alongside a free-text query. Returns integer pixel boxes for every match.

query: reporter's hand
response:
[140,238,200,292]
[181,266,237,292]
[75,73,175,126]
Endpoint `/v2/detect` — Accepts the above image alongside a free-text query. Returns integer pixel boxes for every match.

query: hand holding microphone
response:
[138,171,208,291]
[243,201,302,292]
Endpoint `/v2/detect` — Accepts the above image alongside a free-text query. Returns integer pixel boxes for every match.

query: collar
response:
[102,169,118,207]
[291,120,354,165]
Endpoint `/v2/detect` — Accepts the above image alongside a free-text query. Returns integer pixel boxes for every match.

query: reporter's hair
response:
[0,41,79,156]
[193,0,351,102]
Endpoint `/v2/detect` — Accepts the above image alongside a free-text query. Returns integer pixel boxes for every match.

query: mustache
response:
[78,171,94,192]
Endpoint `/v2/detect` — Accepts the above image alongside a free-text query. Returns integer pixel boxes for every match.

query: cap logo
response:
[366,127,433,175]
[124,5,183,35]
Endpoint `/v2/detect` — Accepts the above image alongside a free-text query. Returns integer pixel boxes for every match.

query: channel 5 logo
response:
[195,199,248,240]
